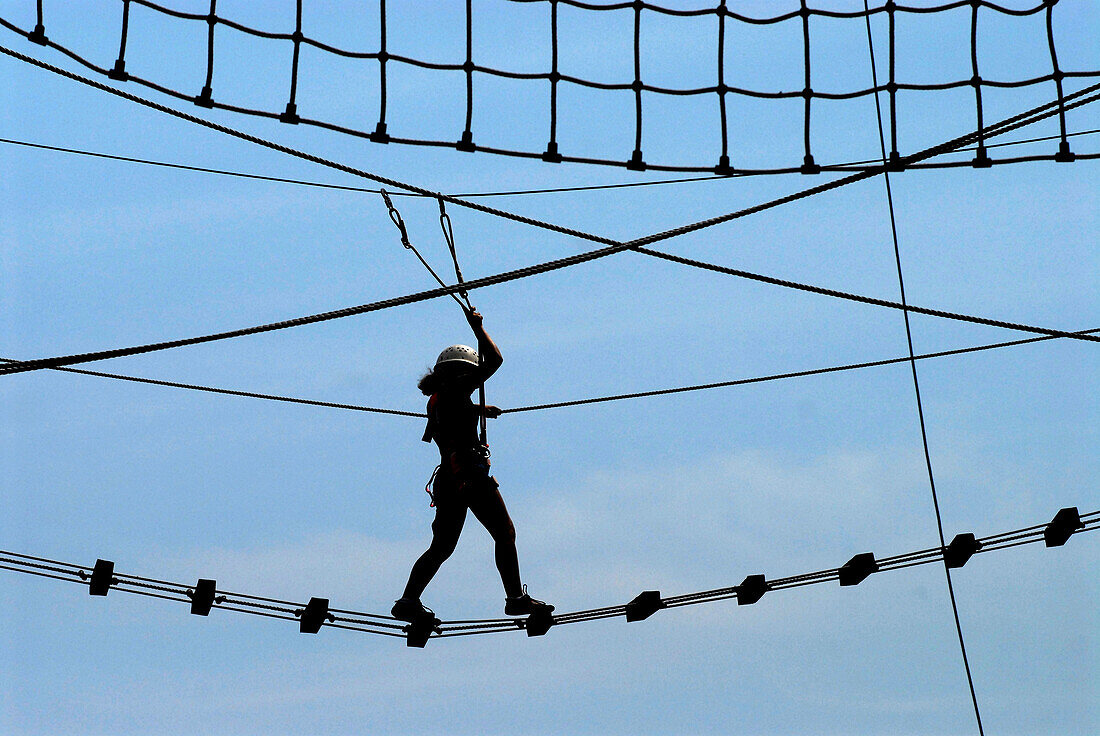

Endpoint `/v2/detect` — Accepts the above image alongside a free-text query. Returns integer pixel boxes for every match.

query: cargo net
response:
[3,0,1099,174]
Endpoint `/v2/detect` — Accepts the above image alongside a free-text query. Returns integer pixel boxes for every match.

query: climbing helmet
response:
[435,344,479,368]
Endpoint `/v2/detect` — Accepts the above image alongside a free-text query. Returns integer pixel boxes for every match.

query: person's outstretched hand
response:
[483,405,502,419]
[465,308,484,329]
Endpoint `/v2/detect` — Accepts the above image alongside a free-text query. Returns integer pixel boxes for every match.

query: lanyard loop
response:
[379,188,411,249]
[380,189,467,310]
[438,195,472,309]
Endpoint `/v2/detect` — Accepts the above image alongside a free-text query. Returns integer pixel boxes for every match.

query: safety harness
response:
[421,392,492,507]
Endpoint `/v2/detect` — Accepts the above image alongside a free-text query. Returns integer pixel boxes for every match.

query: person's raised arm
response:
[465,308,502,381]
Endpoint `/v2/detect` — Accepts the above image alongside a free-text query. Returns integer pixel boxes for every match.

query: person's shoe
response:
[505,587,554,616]
[391,597,440,626]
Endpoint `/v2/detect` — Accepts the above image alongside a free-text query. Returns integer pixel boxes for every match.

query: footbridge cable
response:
[1,508,1094,646]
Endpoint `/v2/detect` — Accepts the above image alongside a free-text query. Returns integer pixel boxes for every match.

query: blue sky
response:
[1,1,1097,734]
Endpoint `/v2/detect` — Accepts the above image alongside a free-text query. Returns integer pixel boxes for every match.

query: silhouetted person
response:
[392,308,553,625]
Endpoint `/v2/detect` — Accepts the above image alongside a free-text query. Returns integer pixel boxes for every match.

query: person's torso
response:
[426,389,481,458]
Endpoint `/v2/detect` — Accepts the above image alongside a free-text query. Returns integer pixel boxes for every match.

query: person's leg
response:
[468,479,523,599]
[401,499,467,601]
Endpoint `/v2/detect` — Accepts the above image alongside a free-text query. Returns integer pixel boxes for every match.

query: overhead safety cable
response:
[862,8,984,733]
[1,508,1094,643]
[4,130,1097,199]
[0,46,1097,376]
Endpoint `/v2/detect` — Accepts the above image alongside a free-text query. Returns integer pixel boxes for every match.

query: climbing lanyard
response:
[380,190,488,445]
[379,189,468,311]
[437,196,470,305]
[438,196,488,446]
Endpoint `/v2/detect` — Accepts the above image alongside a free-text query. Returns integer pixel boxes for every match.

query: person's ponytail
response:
[417,369,440,396]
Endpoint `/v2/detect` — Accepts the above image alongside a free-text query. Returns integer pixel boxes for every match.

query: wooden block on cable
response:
[1044,507,1085,547]
[298,597,332,634]
[525,608,554,637]
[944,533,982,569]
[736,574,768,605]
[838,553,878,587]
[405,621,434,648]
[625,591,662,622]
[187,579,218,616]
[87,559,115,596]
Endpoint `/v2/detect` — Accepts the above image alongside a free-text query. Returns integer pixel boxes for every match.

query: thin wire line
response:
[863,7,984,734]
[4,130,1096,200]
[505,327,1099,413]
[0,136,728,196]
[0,356,426,417]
